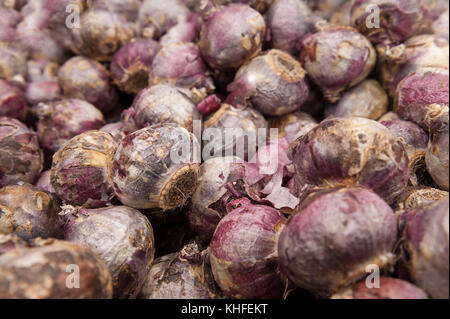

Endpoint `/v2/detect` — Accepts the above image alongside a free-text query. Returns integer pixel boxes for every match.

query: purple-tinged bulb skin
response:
[150,42,214,93]
[381,35,449,97]
[0,8,19,42]
[123,84,201,133]
[432,10,449,40]
[268,112,317,144]
[17,29,67,64]
[25,81,61,106]
[70,9,135,62]
[197,94,221,116]
[299,26,376,103]
[381,119,429,181]
[325,79,388,120]
[210,199,288,299]
[199,4,266,72]
[0,79,28,121]
[160,21,199,47]
[266,0,316,56]
[330,0,352,26]
[110,38,160,95]
[100,122,127,144]
[88,0,141,22]
[0,117,43,188]
[188,156,244,242]
[58,56,118,113]
[35,170,54,193]
[0,238,113,299]
[350,0,428,48]
[399,198,449,299]
[289,117,410,204]
[139,243,224,299]
[63,205,155,299]
[306,0,347,19]
[202,103,267,161]
[426,128,449,191]
[26,60,59,83]
[279,187,397,296]
[138,0,193,40]
[111,124,200,210]
[226,49,309,116]
[395,186,448,213]
[394,67,449,132]
[331,277,428,299]
[214,0,274,13]
[36,99,105,152]
[0,184,63,240]
[51,131,118,208]
[0,45,27,86]
[378,111,399,122]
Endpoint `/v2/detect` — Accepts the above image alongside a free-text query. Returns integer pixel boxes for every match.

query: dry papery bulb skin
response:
[199,3,266,72]
[25,80,61,106]
[70,9,135,62]
[0,184,63,240]
[202,103,267,161]
[51,130,118,208]
[99,122,127,144]
[350,0,428,50]
[35,170,53,193]
[0,117,43,188]
[331,277,428,299]
[399,197,449,299]
[0,44,27,86]
[382,35,449,97]
[394,67,449,133]
[432,10,449,40]
[210,198,288,299]
[306,0,347,19]
[110,38,160,95]
[62,205,155,299]
[0,8,20,43]
[0,238,113,299]
[187,156,244,242]
[0,79,28,121]
[268,111,318,144]
[111,123,200,211]
[58,56,118,114]
[299,26,376,103]
[278,187,398,297]
[329,0,352,27]
[36,99,105,152]
[226,49,309,116]
[122,84,201,133]
[26,59,59,83]
[394,186,448,214]
[88,0,141,22]
[159,20,199,47]
[213,0,274,13]
[289,117,410,204]
[325,79,389,120]
[380,119,429,182]
[139,242,224,299]
[426,126,449,191]
[138,0,194,40]
[378,111,400,122]
[266,0,317,56]
[149,42,215,93]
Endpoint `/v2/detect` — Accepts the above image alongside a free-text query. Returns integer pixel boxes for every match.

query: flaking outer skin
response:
[63,205,155,299]
[0,45,27,85]
[394,186,448,213]
[36,99,105,152]
[268,111,317,144]
[399,198,449,299]
[58,56,118,113]
[0,238,113,298]
[278,187,397,297]
[150,42,214,93]
[139,243,223,299]
[325,79,388,120]
[123,84,201,133]
[202,103,267,161]
[300,26,376,103]
[426,128,449,191]
[331,277,428,299]
[350,0,427,47]
[394,67,449,132]
[382,35,449,97]
[51,131,118,208]
[226,49,309,116]
[0,79,28,120]
[188,156,244,242]
[0,117,43,187]
[214,0,274,13]
[0,184,63,240]
[199,4,266,71]
[210,200,288,299]
[70,9,135,62]
[36,170,54,193]
[111,124,200,210]
[110,38,160,95]
[289,117,410,204]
